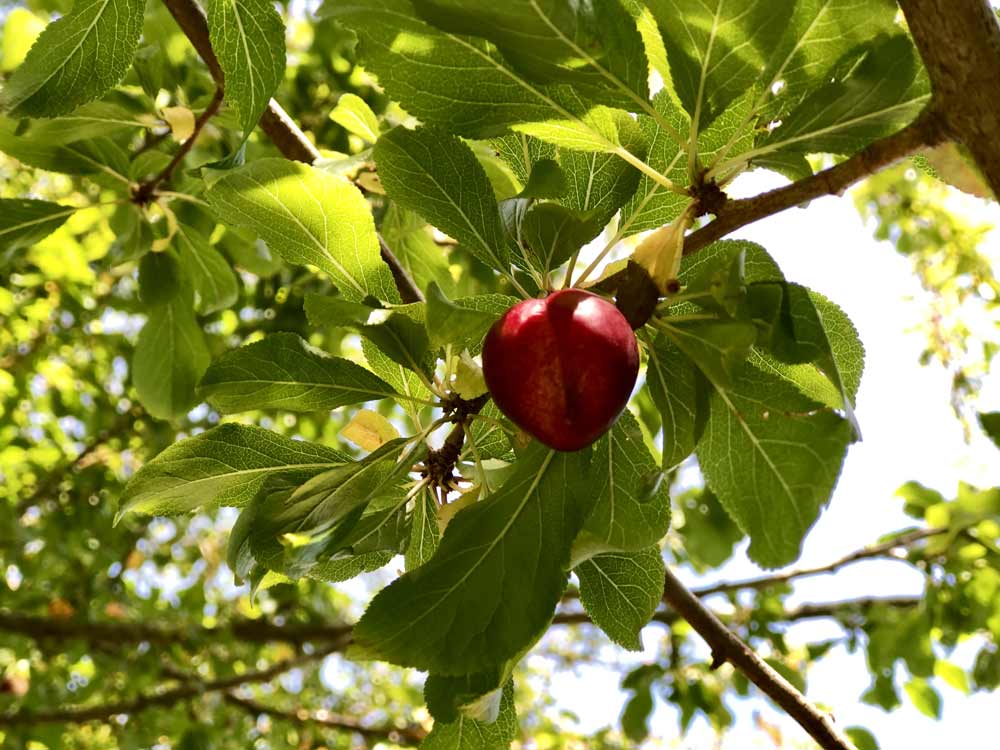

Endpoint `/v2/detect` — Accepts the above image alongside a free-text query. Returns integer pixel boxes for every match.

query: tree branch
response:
[223,694,427,745]
[3,591,920,654]
[549,594,921,630]
[660,567,858,750]
[683,108,948,257]
[159,0,319,164]
[898,0,1000,198]
[0,611,353,648]
[782,596,920,624]
[0,642,343,727]
[691,526,946,598]
[133,87,225,204]
[158,0,424,304]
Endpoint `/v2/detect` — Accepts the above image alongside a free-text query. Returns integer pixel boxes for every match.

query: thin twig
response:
[379,233,424,303]
[159,0,421,303]
[549,594,921,630]
[661,567,858,750]
[0,612,354,648]
[0,642,343,727]
[133,87,225,204]
[683,108,948,257]
[692,527,947,598]
[223,694,427,745]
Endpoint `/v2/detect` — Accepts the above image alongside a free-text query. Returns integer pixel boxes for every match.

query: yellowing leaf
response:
[341,409,400,451]
[1,8,46,72]
[162,105,196,142]
[356,171,385,194]
[631,219,684,295]
[452,351,487,399]
[920,143,994,200]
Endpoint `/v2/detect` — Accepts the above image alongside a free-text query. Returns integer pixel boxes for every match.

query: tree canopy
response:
[2,1,1000,749]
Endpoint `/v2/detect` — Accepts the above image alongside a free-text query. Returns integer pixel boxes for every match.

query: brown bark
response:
[898,0,1000,197]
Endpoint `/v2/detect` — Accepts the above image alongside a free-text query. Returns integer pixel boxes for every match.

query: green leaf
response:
[174,224,239,314]
[285,455,429,575]
[903,678,942,719]
[973,646,1000,691]
[680,239,784,286]
[425,283,506,351]
[520,202,602,275]
[469,401,514,460]
[197,332,400,414]
[411,0,649,107]
[119,423,348,517]
[405,488,440,571]
[558,122,646,228]
[354,444,592,674]
[934,660,970,694]
[684,242,748,318]
[380,204,456,295]
[579,410,671,553]
[845,727,880,750]
[425,670,510,724]
[620,664,662,743]
[761,0,899,120]
[218,225,282,277]
[0,121,130,177]
[762,283,861,435]
[327,0,655,156]
[747,349,841,412]
[617,91,688,237]
[140,254,187,315]
[19,102,149,143]
[677,488,744,571]
[649,0,786,127]
[421,680,517,750]
[575,547,664,651]
[303,494,411,562]
[659,318,757,389]
[861,675,900,712]
[0,0,145,117]
[207,158,400,302]
[206,0,286,138]
[0,199,76,254]
[362,338,435,418]
[978,412,1000,451]
[228,471,406,583]
[696,362,852,567]
[754,34,930,161]
[133,288,211,421]
[811,289,865,403]
[310,551,394,581]
[305,295,433,379]
[273,438,421,536]
[645,334,701,470]
[518,159,568,199]
[375,125,510,272]
[491,134,557,188]
[330,92,380,142]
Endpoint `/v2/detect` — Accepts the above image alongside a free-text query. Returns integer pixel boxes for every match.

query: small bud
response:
[630,217,684,295]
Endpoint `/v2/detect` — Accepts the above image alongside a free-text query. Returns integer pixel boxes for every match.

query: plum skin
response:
[482,289,640,452]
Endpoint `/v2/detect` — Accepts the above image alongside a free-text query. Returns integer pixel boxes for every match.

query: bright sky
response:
[536,170,1000,749]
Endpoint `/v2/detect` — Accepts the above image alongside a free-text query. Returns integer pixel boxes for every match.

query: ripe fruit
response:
[482,289,639,452]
